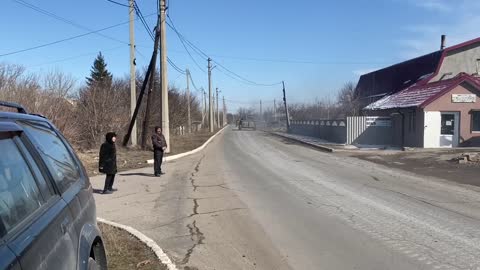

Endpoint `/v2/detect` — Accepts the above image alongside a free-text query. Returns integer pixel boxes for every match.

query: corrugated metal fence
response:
[290,116,393,146]
[347,116,393,145]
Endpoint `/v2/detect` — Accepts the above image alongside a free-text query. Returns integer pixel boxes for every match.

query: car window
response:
[0,136,43,238]
[18,121,80,193]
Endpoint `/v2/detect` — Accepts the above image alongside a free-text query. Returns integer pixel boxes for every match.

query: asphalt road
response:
[93,127,480,270]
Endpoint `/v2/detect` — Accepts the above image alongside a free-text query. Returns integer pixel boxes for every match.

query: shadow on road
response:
[119,172,156,177]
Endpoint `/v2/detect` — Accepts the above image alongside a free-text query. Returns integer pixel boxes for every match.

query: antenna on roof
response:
[441,35,446,50]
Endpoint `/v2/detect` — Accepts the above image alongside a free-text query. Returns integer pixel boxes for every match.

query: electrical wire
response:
[166,14,282,87]
[12,0,129,45]
[30,45,125,67]
[167,58,186,75]
[105,0,130,7]
[166,16,206,72]
[133,1,155,41]
[0,7,156,57]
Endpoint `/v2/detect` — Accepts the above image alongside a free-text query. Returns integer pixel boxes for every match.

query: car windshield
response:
[2,1,480,269]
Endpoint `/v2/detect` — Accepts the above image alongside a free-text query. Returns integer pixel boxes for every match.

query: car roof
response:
[0,111,49,122]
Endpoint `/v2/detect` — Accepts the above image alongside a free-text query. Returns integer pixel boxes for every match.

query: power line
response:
[167,58,186,75]
[133,1,155,41]
[105,0,130,8]
[12,0,129,45]
[166,14,282,87]
[188,72,203,93]
[166,15,206,73]
[29,45,125,67]
[0,10,156,57]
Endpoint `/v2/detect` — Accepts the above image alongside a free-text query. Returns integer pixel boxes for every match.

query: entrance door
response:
[440,112,459,147]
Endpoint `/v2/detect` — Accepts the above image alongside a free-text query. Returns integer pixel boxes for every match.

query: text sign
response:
[452,94,476,103]
[366,117,392,127]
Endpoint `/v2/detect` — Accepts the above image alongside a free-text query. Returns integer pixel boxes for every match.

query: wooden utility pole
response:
[141,22,161,149]
[208,58,213,132]
[186,69,191,133]
[282,81,290,131]
[129,0,137,146]
[216,87,220,128]
[274,99,277,122]
[160,0,170,152]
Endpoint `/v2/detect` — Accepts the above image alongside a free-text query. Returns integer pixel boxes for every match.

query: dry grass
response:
[78,130,218,176]
[99,223,167,270]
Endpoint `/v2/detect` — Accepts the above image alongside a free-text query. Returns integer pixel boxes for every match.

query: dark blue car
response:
[0,102,107,270]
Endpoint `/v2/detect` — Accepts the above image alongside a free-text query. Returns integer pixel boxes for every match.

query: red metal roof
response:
[356,37,480,109]
[365,74,480,110]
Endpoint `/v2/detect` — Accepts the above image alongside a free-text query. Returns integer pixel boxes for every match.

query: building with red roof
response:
[356,36,480,147]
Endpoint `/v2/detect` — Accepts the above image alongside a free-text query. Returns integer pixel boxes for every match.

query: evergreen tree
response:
[86,52,112,88]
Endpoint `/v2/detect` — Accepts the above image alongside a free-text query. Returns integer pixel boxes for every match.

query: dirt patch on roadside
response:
[99,223,167,270]
[342,149,480,187]
[78,131,217,176]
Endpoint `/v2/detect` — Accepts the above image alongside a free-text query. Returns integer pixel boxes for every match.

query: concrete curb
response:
[269,132,335,153]
[97,218,178,270]
[147,125,228,164]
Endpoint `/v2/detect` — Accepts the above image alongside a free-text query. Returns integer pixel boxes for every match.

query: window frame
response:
[0,132,57,241]
[16,119,84,194]
[471,110,480,133]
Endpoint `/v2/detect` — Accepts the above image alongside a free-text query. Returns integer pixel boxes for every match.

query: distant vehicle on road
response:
[0,101,107,270]
[238,118,256,130]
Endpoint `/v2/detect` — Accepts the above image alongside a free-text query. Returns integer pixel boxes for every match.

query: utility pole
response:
[186,69,191,133]
[274,99,277,122]
[203,90,207,127]
[282,81,291,131]
[216,87,220,128]
[260,100,262,121]
[223,96,226,126]
[141,20,161,148]
[208,58,214,132]
[159,0,170,152]
[129,0,137,146]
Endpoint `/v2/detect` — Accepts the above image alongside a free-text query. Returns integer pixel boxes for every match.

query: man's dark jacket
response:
[99,132,117,174]
[152,133,167,151]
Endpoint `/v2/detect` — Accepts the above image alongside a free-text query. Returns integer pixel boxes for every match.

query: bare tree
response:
[336,81,360,116]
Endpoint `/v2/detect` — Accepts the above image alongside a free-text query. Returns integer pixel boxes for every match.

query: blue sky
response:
[1,0,480,111]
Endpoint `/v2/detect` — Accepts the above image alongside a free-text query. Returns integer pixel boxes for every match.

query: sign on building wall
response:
[366,116,392,127]
[452,94,476,103]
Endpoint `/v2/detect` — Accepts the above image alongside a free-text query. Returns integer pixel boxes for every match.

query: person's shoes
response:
[108,188,118,192]
[160,171,166,175]
[101,190,112,194]
[154,174,161,177]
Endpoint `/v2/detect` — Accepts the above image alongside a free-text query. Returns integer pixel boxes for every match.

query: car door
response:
[0,244,20,270]
[4,123,78,270]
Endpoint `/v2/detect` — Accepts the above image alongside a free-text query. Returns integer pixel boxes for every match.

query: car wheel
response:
[88,258,99,270]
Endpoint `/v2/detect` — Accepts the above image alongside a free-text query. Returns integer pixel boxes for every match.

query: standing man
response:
[152,126,167,176]
[99,132,117,194]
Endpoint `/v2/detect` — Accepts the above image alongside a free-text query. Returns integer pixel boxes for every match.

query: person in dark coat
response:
[151,126,167,176]
[99,132,117,194]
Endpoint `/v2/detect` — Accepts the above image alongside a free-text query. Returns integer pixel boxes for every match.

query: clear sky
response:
[1,0,480,112]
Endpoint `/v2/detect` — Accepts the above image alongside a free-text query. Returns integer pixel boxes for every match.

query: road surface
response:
[93,127,480,270]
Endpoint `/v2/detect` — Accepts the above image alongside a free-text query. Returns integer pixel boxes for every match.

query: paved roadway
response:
[92,127,480,270]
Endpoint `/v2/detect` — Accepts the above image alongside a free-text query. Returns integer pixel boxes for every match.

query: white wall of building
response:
[432,43,480,81]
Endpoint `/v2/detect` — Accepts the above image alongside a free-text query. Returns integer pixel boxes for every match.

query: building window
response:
[472,111,480,132]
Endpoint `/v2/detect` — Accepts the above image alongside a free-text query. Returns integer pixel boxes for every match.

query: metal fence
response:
[290,116,393,146]
[346,116,392,145]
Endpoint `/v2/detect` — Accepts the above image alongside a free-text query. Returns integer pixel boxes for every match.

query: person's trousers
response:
[154,150,164,175]
[103,174,115,192]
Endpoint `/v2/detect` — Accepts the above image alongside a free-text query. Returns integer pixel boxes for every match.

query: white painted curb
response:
[147,125,228,164]
[97,218,178,270]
